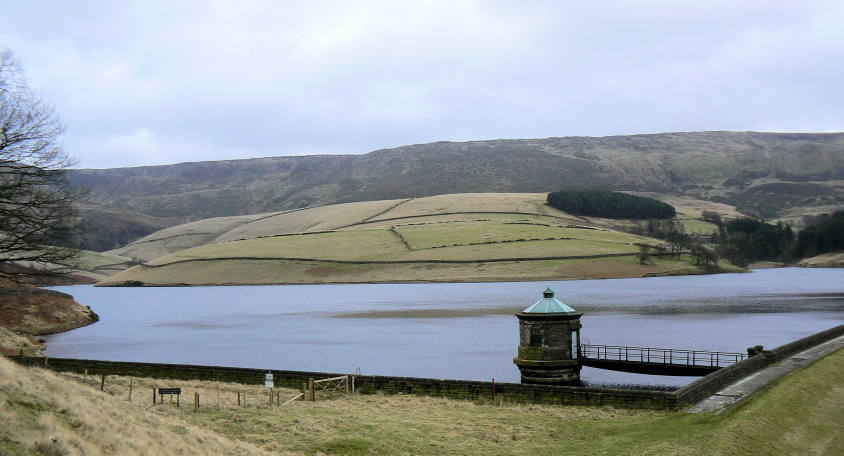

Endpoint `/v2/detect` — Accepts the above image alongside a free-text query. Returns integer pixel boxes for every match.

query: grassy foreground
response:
[1,349,841,455]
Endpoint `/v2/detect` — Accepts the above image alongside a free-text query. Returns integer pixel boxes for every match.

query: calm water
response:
[45,268,843,387]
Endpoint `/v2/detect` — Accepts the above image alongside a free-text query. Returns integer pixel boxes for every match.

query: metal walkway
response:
[580,344,747,376]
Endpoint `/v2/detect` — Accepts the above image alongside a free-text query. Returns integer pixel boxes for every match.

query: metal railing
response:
[580,344,746,368]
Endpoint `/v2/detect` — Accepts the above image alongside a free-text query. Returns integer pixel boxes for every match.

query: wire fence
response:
[62,372,304,411]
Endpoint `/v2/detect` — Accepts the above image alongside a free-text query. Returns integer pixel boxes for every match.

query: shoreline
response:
[0,281,99,356]
[95,260,746,287]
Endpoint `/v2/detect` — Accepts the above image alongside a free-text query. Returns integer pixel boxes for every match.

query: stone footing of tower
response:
[513,359,582,385]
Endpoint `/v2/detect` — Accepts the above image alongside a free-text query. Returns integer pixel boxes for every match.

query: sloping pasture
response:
[212,199,409,243]
[107,213,270,262]
[95,193,738,286]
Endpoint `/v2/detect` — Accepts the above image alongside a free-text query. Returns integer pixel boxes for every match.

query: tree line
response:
[713,218,793,267]
[702,211,841,267]
[546,189,676,219]
[626,208,843,269]
[792,211,844,258]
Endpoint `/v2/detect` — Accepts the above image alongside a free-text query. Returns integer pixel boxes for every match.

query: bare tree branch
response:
[0,48,81,283]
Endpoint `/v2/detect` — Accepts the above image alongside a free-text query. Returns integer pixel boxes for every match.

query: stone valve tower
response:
[513,288,583,385]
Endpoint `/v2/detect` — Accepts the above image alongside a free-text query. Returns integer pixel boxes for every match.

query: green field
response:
[96,193,741,286]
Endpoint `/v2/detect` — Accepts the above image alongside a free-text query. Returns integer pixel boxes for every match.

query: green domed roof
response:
[522,288,577,313]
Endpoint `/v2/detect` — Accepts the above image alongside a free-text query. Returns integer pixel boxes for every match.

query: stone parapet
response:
[675,323,844,408]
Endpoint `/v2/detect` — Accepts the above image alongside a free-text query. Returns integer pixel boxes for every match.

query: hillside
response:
[71,132,844,238]
[73,203,179,252]
[98,193,738,287]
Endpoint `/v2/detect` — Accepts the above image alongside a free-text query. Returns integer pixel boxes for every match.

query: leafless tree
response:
[0,48,80,282]
[665,230,691,258]
[636,244,653,265]
[689,243,718,266]
[700,210,723,226]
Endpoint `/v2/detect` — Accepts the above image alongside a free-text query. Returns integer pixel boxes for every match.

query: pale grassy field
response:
[214,199,408,243]
[98,221,666,286]
[677,218,720,234]
[356,213,554,229]
[657,195,743,218]
[149,219,650,264]
[2,347,840,455]
[394,220,644,250]
[0,356,273,456]
[797,251,844,268]
[95,193,741,286]
[104,193,717,260]
[396,239,642,261]
[98,255,724,287]
[107,213,271,262]
[674,208,722,234]
[13,250,136,283]
[156,229,407,264]
[366,193,570,221]
[73,250,135,280]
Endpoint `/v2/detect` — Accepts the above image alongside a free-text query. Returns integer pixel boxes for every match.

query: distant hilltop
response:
[69,131,844,251]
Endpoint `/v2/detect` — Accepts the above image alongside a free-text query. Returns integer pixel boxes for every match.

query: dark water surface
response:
[46,268,843,387]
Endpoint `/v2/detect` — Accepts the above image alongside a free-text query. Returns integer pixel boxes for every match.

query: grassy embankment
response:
[99,193,738,286]
[1,348,841,455]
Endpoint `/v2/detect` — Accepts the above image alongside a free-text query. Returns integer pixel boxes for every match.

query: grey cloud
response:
[1,0,842,168]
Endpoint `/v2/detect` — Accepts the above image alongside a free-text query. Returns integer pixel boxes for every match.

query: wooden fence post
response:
[153,387,156,405]
[100,375,106,391]
[128,379,133,402]
[301,383,306,401]
[309,378,315,402]
[195,393,199,412]
[237,391,241,407]
[269,388,274,406]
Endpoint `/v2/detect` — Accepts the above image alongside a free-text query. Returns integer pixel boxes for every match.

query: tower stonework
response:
[513,288,582,385]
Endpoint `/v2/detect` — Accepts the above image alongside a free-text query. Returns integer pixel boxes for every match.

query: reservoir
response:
[45,268,843,387]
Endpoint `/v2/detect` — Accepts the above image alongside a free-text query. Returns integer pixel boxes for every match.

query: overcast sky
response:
[2,1,843,169]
